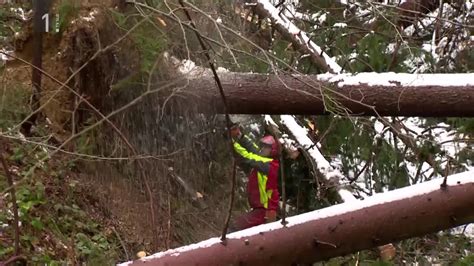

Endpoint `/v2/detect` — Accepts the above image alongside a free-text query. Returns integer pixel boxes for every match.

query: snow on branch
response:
[265,115,363,204]
[172,71,474,116]
[317,72,474,87]
[250,0,343,73]
[168,51,474,88]
[280,115,357,202]
[375,117,472,184]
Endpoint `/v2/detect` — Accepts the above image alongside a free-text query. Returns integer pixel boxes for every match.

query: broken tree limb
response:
[245,0,342,73]
[279,115,357,203]
[168,168,207,209]
[119,170,474,266]
[172,72,474,117]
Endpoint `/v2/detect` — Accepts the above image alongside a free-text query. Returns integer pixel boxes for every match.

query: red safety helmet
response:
[260,135,280,159]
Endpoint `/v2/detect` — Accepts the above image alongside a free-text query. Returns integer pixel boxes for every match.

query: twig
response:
[434,0,444,45]
[0,148,20,255]
[222,160,237,241]
[1,17,147,136]
[387,38,401,71]
[372,2,472,29]
[440,158,451,189]
[0,134,180,162]
[169,170,207,209]
[248,0,342,73]
[112,227,130,261]
[166,190,171,250]
[350,160,369,184]
[316,116,336,145]
[177,0,236,241]
[378,118,439,177]
[0,255,27,266]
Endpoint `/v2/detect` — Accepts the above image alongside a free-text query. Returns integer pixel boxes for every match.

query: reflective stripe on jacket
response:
[233,136,280,210]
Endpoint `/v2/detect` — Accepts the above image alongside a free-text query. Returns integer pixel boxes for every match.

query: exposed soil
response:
[7,1,138,137]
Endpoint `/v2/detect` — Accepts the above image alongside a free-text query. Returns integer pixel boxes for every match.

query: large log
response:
[119,171,474,265]
[173,72,474,117]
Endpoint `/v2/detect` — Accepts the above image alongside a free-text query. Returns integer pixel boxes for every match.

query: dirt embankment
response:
[7,0,135,138]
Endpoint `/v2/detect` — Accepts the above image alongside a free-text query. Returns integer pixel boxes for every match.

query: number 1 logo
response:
[41,13,49,32]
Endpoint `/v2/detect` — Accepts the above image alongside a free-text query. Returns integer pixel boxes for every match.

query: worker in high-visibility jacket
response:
[230,124,280,231]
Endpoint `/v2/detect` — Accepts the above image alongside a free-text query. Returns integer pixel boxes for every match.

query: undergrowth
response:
[0,137,122,264]
[55,0,80,34]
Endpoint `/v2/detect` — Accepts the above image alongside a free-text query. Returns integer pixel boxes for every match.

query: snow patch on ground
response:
[264,115,278,127]
[318,13,328,24]
[0,50,10,61]
[71,8,99,24]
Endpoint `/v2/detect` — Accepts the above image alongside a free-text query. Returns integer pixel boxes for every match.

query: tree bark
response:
[172,72,474,117]
[120,171,474,266]
[21,0,48,135]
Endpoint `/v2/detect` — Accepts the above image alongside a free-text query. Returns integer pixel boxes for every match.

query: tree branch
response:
[0,147,20,256]
[245,0,342,73]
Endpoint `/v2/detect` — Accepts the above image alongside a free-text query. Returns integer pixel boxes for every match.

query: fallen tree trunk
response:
[278,115,398,259]
[119,170,474,266]
[172,72,474,117]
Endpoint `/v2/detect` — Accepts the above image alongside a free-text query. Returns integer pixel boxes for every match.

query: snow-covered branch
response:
[375,117,472,184]
[247,0,343,73]
[280,115,357,202]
